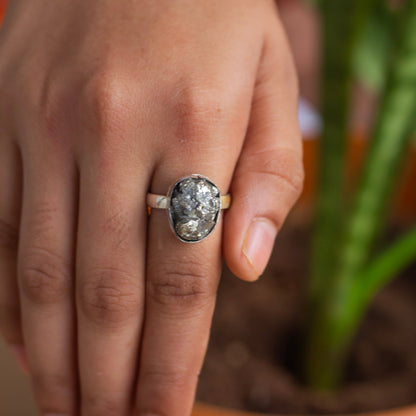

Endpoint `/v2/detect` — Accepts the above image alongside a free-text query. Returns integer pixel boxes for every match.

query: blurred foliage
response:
[352,1,396,92]
[305,0,416,390]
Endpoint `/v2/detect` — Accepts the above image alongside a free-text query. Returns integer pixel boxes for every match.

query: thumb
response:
[223,24,304,282]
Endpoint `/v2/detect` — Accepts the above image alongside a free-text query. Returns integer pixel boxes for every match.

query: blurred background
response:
[0,0,415,414]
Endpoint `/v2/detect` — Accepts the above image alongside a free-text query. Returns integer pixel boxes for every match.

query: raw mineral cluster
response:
[169,176,221,242]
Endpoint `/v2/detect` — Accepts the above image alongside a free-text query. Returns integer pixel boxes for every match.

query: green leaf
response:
[352,2,395,92]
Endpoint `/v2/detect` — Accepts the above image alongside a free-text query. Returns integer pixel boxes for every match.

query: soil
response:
[196,223,416,415]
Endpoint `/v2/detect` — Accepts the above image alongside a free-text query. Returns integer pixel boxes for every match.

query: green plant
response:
[305,0,416,390]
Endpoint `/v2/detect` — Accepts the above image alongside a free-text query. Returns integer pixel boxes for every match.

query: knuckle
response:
[83,394,124,416]
[33,372,68,394]
[78,266,142,326]
[20,247,71,305]
[135,367,199,416]
[81,70,136,141]
[0,219,18,253]
[147,257,215,310]
[175,84,223,119]
[168,82,235,148]
[247,146,304,196]
[32,372,74,414]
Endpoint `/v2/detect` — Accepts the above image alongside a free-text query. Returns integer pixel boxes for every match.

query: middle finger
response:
[76,146,150,416]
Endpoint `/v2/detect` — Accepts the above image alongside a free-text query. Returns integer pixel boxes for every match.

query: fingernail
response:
[10,344,29,374]
[242,218,277,278]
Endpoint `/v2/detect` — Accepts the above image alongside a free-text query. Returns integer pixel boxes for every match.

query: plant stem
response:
[310,0,376,300]
[309,0,354,305]
[306,0,416,389]
[309,227,416,389]
[306,0,375,386]
[350,226,416,318]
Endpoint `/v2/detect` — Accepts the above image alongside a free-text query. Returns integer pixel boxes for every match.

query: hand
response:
[0,0,303,414]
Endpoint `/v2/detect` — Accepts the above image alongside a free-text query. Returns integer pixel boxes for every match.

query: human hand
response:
[0,0,303,414]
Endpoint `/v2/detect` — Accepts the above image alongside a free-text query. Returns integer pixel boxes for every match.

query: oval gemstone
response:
[169,175,221,242]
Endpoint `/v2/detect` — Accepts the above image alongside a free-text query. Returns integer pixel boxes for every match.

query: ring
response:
[146,174,231,243]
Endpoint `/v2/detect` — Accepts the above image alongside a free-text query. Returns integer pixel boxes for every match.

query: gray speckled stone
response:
[169,176,220,242]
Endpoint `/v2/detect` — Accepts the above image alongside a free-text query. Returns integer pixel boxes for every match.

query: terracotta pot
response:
[192,402,416,416]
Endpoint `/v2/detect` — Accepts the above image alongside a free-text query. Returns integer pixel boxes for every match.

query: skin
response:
[0,0,303,415]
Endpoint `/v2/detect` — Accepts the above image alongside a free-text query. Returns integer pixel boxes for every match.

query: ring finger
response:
[135,145,239,416]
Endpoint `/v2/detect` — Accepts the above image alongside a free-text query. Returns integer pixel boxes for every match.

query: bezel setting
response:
[167,174,221,243]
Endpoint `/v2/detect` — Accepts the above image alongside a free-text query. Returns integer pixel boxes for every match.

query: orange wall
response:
[0,0,8,22]
[0,3,5,24]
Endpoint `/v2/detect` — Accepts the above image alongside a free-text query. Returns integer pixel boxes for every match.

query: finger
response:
[223,21,304,282]
[17,143,78,414]
[135,138,239,415]
[0,137,23,348]
[76,147,150,416]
